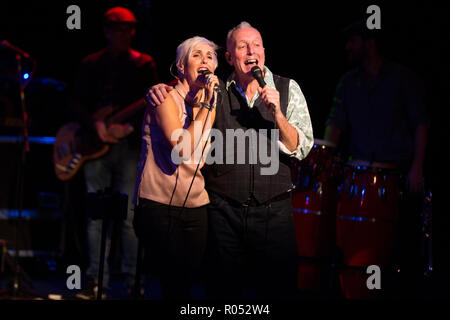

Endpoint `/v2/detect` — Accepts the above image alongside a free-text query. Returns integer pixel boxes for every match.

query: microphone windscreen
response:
[202,69,212,76]
[251,65,261,75]
[201,69,220,93]
[251,66,266,87]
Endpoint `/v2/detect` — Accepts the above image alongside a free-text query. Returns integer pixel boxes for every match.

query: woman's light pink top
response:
[134,82,211,208]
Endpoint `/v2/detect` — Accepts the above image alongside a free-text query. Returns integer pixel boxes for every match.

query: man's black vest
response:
[204,74,293,204]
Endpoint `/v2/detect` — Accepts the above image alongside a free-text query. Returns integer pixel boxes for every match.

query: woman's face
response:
[182,43,216,88]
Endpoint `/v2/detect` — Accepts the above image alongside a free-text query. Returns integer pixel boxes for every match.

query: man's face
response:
[345,35,365,65]
[104,23,135,51]
[226,27,265,79]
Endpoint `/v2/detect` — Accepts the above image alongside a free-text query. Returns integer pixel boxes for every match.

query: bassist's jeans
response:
[83,140,140,290]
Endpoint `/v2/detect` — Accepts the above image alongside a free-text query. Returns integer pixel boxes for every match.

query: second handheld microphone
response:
[251,66,276,114]
[201,69,220,92]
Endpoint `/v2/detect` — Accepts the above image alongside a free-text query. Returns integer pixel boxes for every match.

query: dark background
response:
[0,0,447,137]
[0,0,447,291]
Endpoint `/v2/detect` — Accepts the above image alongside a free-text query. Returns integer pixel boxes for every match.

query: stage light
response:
[23,73,29,79]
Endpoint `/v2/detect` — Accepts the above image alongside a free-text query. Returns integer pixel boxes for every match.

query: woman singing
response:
[133,36,219,299]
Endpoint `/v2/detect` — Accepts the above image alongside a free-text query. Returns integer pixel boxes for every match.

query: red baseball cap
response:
[104,7,137,24]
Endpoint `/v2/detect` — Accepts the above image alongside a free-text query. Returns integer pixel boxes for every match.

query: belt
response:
[224,191,292,208]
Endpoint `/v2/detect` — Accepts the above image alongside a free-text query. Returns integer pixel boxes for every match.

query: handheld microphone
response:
[201,69,220,92]
[251,66,276,114]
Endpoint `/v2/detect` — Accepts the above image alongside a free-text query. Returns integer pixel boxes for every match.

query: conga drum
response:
[336,161,401,299]
[291,139,341,292]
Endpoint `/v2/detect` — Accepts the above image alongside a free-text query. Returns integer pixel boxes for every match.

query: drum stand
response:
[421,190,433,277]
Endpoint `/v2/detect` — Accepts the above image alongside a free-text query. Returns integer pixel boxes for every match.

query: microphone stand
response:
[0,52,39,299]
[13,53,29,297]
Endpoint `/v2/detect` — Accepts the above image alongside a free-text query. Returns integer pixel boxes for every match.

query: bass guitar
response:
[53,98,146,181]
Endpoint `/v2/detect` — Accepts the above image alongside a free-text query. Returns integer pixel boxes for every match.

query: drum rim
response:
[336,214,398,223]
[313,138,337,148]
[346,159,398,170]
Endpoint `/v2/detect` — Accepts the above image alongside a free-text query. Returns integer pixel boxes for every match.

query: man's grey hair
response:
[226,21,256,49]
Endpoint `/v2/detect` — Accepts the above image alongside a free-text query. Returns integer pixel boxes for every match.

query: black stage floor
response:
[0,261,447,301]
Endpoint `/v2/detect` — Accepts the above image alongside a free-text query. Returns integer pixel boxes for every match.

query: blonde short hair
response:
[175,36,219,76]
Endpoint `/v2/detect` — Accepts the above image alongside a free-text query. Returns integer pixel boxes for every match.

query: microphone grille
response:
[251,65,262,76]
[201,69,212,76]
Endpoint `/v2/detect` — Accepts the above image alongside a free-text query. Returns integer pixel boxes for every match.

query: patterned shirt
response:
[226,66,314,161]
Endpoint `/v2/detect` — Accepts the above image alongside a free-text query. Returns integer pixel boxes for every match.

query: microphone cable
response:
[166,97,215,234]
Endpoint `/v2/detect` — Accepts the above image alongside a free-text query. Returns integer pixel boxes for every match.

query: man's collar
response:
[226,66,274,91]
